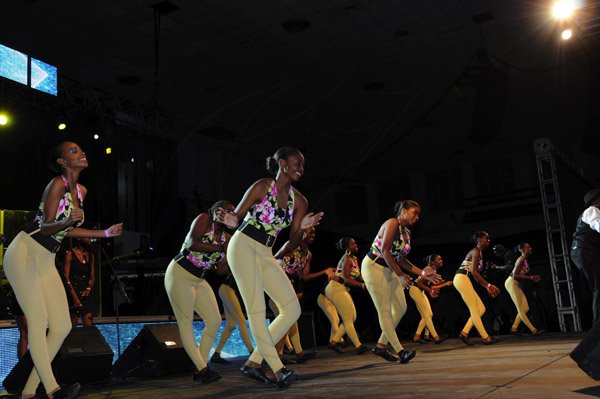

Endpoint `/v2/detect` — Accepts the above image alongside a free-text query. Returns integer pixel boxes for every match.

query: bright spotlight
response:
[130,157,135,163]
[58,123,67,130]
[93,134,99,140]
[105,147,112,155]
[552,0,576,20]
[561,28,573,40]
[0,114,8,126]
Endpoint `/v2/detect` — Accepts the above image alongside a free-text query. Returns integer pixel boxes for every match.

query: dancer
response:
[164,200,233,384]
[211,271,254,365]
[216,146,323,388]
[3,141,122,399]
[571,188,600,322]
[505,243,542,335]
[325,237,369,355]
[409,254,451,344]
[270,227,333,363]
[317,290,346,352]
[454,231,501,346]
[362,200,439,363]
[63,238,95,328]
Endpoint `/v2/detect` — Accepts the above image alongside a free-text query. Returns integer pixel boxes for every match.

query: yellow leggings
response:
[453,273,489,338]
[227,231,300,372]
[215,283,254,353]
[362,257,406,353]
[268,298,302,354]
[317,293,345,343]
[325,280,362,347]
[408,285,438,337]
[3,232,72,396]
[164,261,222,372]
[504,276,537,332]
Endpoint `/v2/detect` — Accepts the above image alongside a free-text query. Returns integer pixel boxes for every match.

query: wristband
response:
[486,283,491,289]
[421,270,426,278]
[104,229,110,238]
[85,287,91,291]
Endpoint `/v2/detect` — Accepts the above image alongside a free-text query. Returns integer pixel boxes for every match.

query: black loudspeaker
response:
[298,312,316,349]
[3,326,113,393]
[571,318,600,380]
[112,323,194,378]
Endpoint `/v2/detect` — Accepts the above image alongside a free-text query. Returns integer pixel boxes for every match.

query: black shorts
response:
[69,294,93,316]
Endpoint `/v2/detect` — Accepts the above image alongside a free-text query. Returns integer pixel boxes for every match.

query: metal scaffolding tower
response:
[534,138,600,332]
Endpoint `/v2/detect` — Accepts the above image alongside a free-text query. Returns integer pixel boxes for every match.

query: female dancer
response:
[164,200,233,384]
[271,227,334,363]
[325,237,369,354]
[3,141,122,399]
[210,271,254,365]
[454,231,501,345]
[317,291,346,352]
[504,242,543,335]
[362,200,439,363]
[63,237,95,328]
[216,146,323,388]
[409,254,451,344]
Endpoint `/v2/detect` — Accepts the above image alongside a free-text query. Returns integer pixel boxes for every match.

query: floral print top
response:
[243,180,295,238]
[460,257,484,273]
[181,223,226,270]
[370,225,411,263]
[278,246,311,276]
[513,258,530,276]
[335,255,361,280]
[31,175,84,243]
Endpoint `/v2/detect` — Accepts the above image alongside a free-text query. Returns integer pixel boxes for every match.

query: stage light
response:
[561,28,573,40]
[0,114,8,126]
[105,147,112,155]
[552,0,576,20]
[93,134,99,140]
[130,157,135,163]
[58,123,67,130]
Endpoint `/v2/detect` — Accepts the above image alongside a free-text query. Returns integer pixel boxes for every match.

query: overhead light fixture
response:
[552,0,576,20]
[93,134,99,140]
[561,28,573,40]
[105,147,112,155]
[58,123,67,130]
[0,114,8,126]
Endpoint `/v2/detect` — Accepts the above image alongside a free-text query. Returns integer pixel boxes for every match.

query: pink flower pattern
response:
[370,226,411,262]
[279,247,311,276]
[183,223,226,270]
[245,180,294,237]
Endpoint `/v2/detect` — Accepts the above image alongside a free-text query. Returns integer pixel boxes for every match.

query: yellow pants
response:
[269,298,302,354]
[164,260,222,372]
[317,293,345,343]
[504,276,537,332]
[215,283,254,353]
[408,285,438,337]
[453,273,489,338]
[325,280,362,347]
[3,232,72,395]
[227,231,300,372]
[361,256,406,352]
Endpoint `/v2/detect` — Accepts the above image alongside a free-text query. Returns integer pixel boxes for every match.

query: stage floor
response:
[33,334,600,398]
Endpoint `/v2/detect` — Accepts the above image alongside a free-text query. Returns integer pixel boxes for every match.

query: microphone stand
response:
[98,242,131,358]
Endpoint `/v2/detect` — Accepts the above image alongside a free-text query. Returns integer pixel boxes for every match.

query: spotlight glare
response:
[105,147,112,155]
[0,114,8,126]
[130,157,135,163]
[552,0,576,20]
[93,134,99,140]
[58,123,67,130]
[561,28,573,40]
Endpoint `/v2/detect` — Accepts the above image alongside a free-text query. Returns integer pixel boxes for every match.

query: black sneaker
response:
[296,350,317,364]
[372,346,399,362]
[329,343,345,354]
[532,329,545,336]
[399,349,416,364]
[210,352,232,365]
[240,364,270,384]
[483,337,499,345]
[355,345,370,355]
[193,366,222,384]
[52,383,81,399]
[275,367,299,389]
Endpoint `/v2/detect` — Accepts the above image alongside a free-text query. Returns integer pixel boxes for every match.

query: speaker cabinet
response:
[3,326,113,393]
[111,323,194,378]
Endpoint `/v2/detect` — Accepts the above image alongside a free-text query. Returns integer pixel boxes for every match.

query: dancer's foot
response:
[50,383,81,399]
[296,349,317,364]
[398,349,416,364]
[433,335,446,344]
[510,329,522,337]
[240,363,270,384]
[273,367,299,389]
[193,366,222,384]
[482,336,499,345]
[459,333,474,346]
[355,345,370,355]
[210,352,232,365]
[329,342,345,354]
[532,329,545,336]
[372,346,399,362]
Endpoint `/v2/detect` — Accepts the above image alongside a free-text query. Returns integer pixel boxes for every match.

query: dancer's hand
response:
[301,212,324,230]
[67,208,85,226]
[81,288,91,297]
[532,275,541,283]
[324,267,336,279]
[429,289,439,298]
[487,284,500,297]
[105,223,124,237]
[215,207,239,229]
[397,274,412,289]
[74,299,83,308]
[422,266,442,283]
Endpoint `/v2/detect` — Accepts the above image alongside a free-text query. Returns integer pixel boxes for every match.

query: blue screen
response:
[0,44,28,85]
[31,58,58,96]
